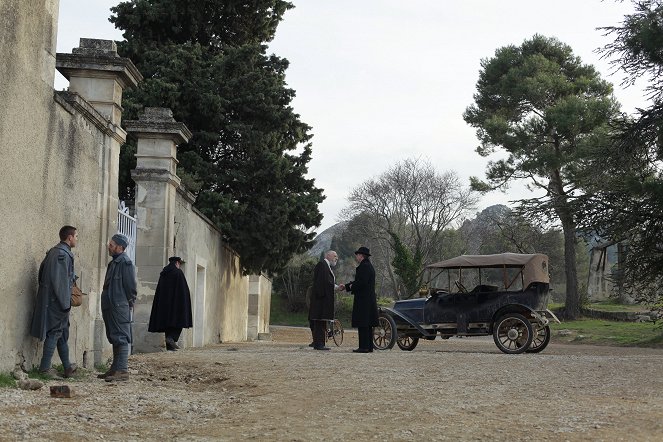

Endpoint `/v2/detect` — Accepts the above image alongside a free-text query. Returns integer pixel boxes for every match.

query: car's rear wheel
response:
[373,314,397,350]
[526,324,551,353]
[493,313,533,354]
[396,335,419,351]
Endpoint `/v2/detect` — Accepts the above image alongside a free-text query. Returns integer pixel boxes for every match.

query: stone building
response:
[0,0,270,372]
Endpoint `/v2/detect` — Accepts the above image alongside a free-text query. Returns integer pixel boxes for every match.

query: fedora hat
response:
[169,256,185,264]
[354,246,371,257]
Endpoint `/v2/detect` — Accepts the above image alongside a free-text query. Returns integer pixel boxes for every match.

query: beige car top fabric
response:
[427,253,550,286]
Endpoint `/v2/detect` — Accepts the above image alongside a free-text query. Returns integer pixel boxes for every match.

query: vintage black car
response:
[373,253,560,354]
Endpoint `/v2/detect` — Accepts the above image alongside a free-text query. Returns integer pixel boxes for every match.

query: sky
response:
[55,1,649,232]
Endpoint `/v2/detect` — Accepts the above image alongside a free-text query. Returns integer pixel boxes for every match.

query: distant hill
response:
[308,221,348,258]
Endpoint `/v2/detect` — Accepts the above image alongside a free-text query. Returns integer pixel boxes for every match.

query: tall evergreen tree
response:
[464,35,620,319]
[110,0,324,274]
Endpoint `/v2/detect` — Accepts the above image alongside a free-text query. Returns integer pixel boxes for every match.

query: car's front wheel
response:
[526,324,551,353]
[493,313,533,354]
[396,335,419,351]
[373,314,397,350]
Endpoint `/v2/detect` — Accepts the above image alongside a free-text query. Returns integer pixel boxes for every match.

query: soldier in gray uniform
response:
[30,226,79,379]
[98,233,137,382]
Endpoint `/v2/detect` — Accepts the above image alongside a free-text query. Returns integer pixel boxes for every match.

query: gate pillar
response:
[126,108,191,353]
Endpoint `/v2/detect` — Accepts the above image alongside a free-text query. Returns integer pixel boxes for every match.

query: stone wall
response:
[0,0,271,371]
[127,108,271,352]
[0,1,139,370]
[173,190,249,345]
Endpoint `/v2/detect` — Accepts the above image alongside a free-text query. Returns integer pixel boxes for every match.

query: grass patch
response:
[270,294,395,328]
[549,301,652,313]
[586,301,652,313]
[0,373,16,388]
[95,361,110,374]
[27,366,52,380]
[551,319,663,347]
[548,302,564,311]
[270,294,309,327]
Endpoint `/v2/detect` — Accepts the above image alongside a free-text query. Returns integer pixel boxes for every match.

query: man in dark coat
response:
[308,250,339,351]
[30,226,79,378]
[98,233,137,382]
[344,246,379,353]
[148,256,193,351]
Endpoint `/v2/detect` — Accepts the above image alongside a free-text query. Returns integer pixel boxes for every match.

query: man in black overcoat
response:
[148,256,193,351]
[344,246,379,353]
[308,250,340,350]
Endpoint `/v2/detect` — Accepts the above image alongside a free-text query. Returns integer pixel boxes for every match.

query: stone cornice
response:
[124,121,192,145]
[176,184,197,204]
[55,53,142,89]
[131,168,181,187]
[54,91,126,144]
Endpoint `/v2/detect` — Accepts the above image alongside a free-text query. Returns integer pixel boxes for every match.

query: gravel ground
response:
[1,326,663,441]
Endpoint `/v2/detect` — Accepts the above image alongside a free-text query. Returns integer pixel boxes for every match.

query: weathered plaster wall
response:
[1,1,272,370]
[173,191,249,345]
[0,0,119,370]
[257,276,272,337]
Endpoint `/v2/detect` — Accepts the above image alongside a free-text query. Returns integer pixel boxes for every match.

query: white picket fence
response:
[117,201,137,263]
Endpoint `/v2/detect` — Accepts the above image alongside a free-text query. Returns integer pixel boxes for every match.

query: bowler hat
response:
[354,246,371,257]
[169,256,185,264]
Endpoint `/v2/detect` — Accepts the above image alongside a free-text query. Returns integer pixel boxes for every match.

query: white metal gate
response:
[117,201,137,263]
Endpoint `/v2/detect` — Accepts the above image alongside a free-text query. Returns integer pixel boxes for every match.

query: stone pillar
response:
[247,275,261,341]
[126,108,192,353]
[55,38,142,366]
[57,39,142,127]
[248,275,272,341]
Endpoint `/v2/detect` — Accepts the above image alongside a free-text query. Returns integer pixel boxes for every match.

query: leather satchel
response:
[71,281,84,307]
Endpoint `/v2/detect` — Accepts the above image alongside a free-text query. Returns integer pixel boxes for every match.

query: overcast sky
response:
[56,1,648,231]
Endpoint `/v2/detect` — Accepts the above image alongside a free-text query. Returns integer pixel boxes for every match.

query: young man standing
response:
[30,225,79,378]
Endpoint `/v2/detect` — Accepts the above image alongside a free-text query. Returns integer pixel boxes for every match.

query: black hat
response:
[354,246,371,257]
[169,256,185,264]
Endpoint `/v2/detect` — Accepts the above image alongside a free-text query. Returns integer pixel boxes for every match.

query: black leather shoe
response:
[166,337,180,350]
[352,348,371,353]
[313,346,330,351]
[308,342,314,347]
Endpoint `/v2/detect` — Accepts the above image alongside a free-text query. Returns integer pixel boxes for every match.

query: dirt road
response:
[1,326,662,441]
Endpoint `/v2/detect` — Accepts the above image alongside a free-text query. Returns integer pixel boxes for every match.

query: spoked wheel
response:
[493,313,533,354]
[332,319,344,347]
[526,324,551,353]
[396,335,419,351]
[373,314,397,350]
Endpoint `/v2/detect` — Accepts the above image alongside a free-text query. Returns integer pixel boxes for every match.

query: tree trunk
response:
[559,212,580,319]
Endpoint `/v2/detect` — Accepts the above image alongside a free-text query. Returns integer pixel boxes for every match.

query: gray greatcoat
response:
[30,243,74,341]
[101,252,137,345]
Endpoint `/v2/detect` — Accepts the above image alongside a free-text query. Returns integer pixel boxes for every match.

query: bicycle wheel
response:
[332,319,344,346]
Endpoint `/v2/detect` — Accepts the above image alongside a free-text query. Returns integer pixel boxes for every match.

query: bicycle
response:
[324,319,344,346]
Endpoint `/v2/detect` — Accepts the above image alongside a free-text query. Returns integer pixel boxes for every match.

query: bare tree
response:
[342,158,477,298]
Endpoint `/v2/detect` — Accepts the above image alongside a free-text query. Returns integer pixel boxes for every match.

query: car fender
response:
[493,304,561,327]
[379,307,436,338]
